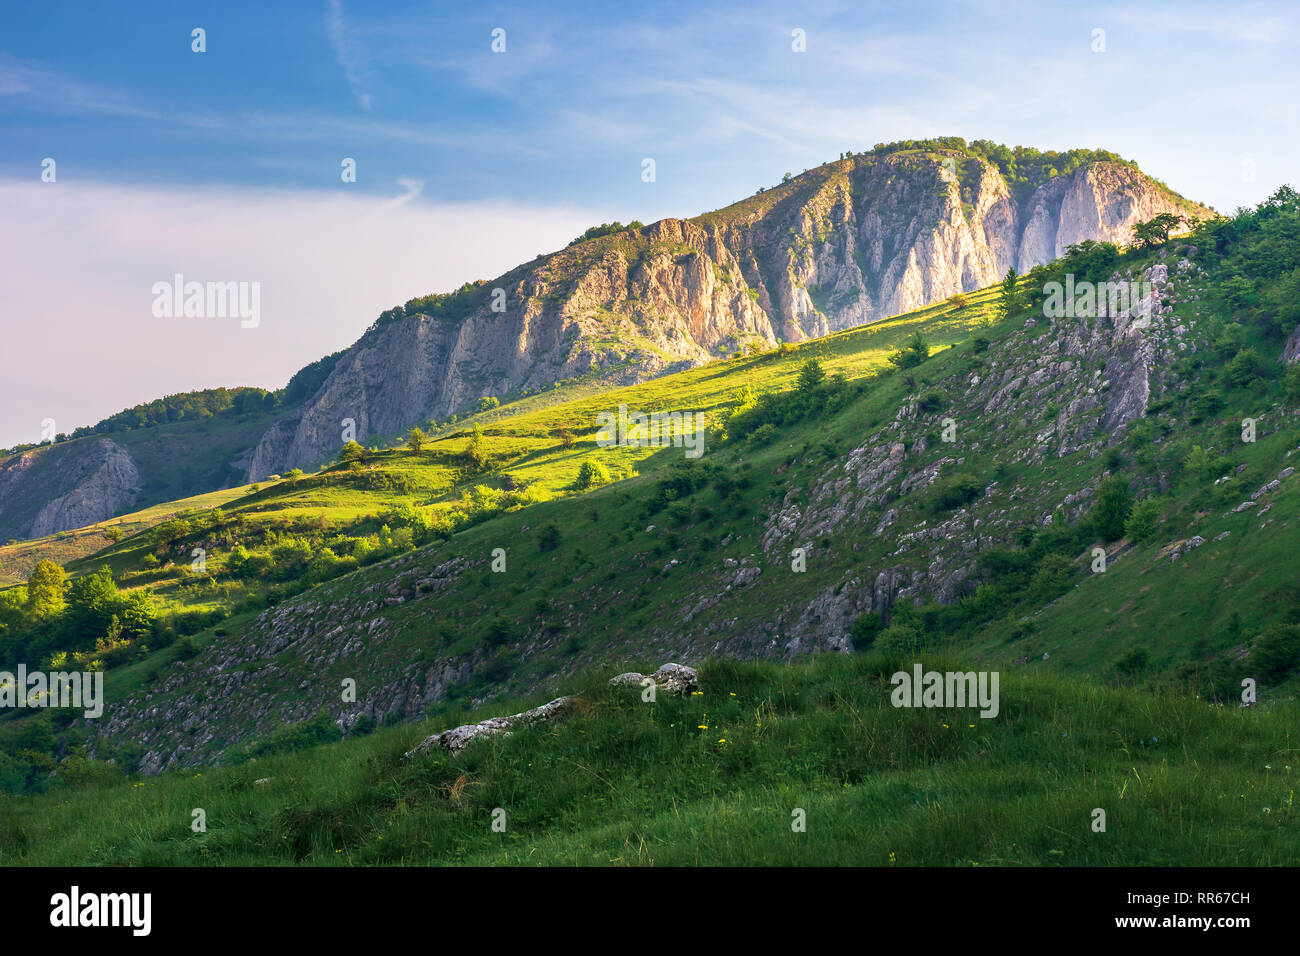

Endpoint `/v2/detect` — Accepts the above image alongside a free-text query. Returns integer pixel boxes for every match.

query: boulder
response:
[403,697,573,757]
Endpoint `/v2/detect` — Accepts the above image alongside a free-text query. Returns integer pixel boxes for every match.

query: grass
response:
[2,653,1295,866]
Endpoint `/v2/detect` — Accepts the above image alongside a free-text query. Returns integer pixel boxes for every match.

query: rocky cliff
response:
[246,150,1209,479]
[0,438,142,541]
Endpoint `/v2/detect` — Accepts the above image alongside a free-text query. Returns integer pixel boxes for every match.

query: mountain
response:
[25,179,1287,773]
[0,141,1209,541]
[244,143,1209,480]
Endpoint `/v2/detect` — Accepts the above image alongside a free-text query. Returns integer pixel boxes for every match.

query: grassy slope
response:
[2,654,1294,865]
[2,284,996,610]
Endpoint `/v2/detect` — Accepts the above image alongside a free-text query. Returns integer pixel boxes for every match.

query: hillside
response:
[2,655,1296,866]
[245,142,1209,480]
[1,188,1296,793]
[0,139,1209,543]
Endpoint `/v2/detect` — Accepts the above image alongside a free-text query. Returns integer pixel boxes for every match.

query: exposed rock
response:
[404,697,574,756]
[0,438,142,541]
[245,155,1204,479]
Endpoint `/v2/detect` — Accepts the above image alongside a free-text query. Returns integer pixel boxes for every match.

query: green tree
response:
[889,332,930,369]
[339,440,366,463]
[797,358,827,391]
[286,468,304,486]
[999,267,1021,319]
[25,560,65,620]
[1125,497,1163,543]
[1284,365,1300,405]
[1092,475,1133,541]
[465,424,489,470]
[405,427,428,455]
[536,523,561,552]
[576,460,611,489]
[1131,212,1185,249]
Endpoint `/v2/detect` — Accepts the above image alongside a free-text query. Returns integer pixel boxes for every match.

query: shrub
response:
[929,473,982,513]
[1125,498,1163,543]
[875,623,921,655]
[851,612,885,650]
[917,391,946,414]
[537,523,561,552]
[576,460,611,490]
[889,332,930,369]
[1028,552,1075,603]
[1221,347,1266,389]
[1251,623,1300,682]
[1091,475,1133,541]
[1114,646,1150,676]
[1284,364,1300,405]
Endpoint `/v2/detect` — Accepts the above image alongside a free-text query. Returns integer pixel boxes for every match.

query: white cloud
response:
[325,0,373,110]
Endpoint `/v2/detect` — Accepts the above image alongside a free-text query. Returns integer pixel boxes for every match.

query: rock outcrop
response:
[246,152,1208,479]
[404,697,575,756]
[0,438,141,541]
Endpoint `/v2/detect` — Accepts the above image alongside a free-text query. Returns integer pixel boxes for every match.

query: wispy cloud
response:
[0,54,159,119]
[325,0,373,110]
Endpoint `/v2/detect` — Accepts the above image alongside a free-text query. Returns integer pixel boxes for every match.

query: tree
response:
[577,460,611,489]
[797,358,827,392]
[889,332,930,369]
[1125,497,1162,543]
[1130,212,1185,249]
[1285,365,1300,406]
[999,267,1021,319]
[557,428,576,449]
[339,441,366,463]
[405,427,428,455]
[26,560,65,620]
[537,523,561,552]
[465,424,489,470]
[1092,475,1133,541]
[478,396,500,412]
[286,468,304,486]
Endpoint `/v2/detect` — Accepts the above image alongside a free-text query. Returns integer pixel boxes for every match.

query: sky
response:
[2,0,1297,449]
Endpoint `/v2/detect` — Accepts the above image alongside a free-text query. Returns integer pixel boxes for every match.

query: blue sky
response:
[2,0,1298,448]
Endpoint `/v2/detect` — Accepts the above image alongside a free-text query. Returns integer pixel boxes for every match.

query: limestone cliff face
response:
[248,152,1208,478]
[0,439,141,540]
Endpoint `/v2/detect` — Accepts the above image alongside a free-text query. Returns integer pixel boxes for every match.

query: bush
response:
[929,473,982,513]
[875,623,921,656]
[239,714,342,761]
[576,460,611,489]
[1114,646,1150,676]
[1092,475,1133,541]
[537,523,561,552]
[1284,364,1300,405]
[851,612,885,650]
[1028,552,1074,603]
[889,332,930,369]
[917,391,946,414]
[1251,623,1300,682]
[1125,498,1162,543]
[1221,347,1266,389]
